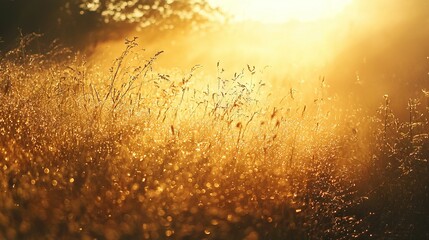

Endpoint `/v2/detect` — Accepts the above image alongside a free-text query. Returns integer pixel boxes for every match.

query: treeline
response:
[0,0,220,51]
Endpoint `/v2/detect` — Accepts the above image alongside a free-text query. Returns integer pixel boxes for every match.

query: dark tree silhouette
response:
[0,0,221,50]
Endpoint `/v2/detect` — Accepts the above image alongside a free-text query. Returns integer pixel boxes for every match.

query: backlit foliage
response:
[0,0,222,50]
[79,0,223,27]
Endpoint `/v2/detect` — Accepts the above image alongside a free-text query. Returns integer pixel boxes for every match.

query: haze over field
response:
[91,0,429,111]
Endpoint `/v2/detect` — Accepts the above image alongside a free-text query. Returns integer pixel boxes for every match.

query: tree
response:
[0,0,222,50]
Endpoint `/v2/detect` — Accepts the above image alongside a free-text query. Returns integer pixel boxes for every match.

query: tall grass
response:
[0,37,428,239]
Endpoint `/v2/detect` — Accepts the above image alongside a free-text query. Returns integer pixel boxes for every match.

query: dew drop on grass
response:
[132,183,139,191]
[165,229,173,237]
[158,208,166,217]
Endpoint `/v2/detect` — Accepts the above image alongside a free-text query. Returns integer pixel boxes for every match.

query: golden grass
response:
[0,36,428,239]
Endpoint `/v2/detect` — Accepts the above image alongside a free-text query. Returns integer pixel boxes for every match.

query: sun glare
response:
[210,0,353,22]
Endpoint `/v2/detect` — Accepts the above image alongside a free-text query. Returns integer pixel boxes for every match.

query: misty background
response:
[1,0,428,113]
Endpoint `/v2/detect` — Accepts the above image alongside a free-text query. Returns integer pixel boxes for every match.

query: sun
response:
[210,0,353,22]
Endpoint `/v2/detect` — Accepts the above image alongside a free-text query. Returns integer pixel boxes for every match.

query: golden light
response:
[210,0,353,22]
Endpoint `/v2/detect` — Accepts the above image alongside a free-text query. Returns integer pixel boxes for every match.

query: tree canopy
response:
[0,0,222,50]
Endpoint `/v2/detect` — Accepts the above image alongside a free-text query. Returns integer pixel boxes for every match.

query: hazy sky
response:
[209,0,353,22]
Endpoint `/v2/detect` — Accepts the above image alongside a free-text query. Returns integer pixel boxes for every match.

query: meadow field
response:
[1,0,429,239]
